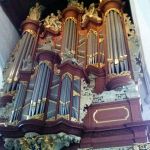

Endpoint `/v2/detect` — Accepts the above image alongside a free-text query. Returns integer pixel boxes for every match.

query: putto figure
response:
[44,13,62,32]
[27,3,43,21]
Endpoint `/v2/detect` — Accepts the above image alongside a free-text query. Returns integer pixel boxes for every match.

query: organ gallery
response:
[0,0,150,149]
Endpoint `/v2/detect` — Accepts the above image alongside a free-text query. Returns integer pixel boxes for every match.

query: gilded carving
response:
[23,29,37,36]
[104,8,122,17]
[123,13,135,38]
[68,0,84,11]
[4,133,81,150]
[107,71,131,80]
[44,13,62,32]
[82,3,102,24]
[27,3,43,21]
[93,106,129,124]
[28,113,44,120]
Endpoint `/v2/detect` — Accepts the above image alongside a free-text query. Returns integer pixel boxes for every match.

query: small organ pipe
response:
[114,12,122,58]
[15,33,31,78]
[67,20,73,50]
[110,11,118,62]
[107,14,113,60]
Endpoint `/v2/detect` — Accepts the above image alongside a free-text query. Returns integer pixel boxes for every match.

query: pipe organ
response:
[0,0,148,150]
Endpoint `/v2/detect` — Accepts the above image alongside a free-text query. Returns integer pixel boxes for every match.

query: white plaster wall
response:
[0,5,19,88]
[130,0,150,120]
[129,0,150,75]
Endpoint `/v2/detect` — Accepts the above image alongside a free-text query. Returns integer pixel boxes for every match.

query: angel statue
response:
[27,3,44,21]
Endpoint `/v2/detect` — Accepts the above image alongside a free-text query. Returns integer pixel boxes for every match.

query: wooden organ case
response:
[0,0,150,150]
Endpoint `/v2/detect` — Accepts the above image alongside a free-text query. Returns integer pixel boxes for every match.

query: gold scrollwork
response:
[57,114,70,120]
[28,113,44,120]
[62,72,72,80]
[7,78,13,83]
[74,76,80,80]
[108,71,131,79]
[87,29,98,36]
[104,8,122,17]
[39,60,52,70]
[65,17,77,24]
[93,106,130,124]
[24,29,37,37]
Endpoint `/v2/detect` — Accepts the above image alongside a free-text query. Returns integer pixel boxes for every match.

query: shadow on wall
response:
[0,5,19,88]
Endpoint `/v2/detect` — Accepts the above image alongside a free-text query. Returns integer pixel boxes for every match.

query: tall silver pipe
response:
[15,33,32,78]
[67,20,73,50]
[93,33,95,64]
[29,63,44,116]
[35,66,48,114]
[72,22,76,51]
[63,20,69,51]
[25,35,34,58]
[106,16,111,72]
[110,11,118,62]
[110,11,119,73]
[9,33,28,81]
[117,14,128,71]
[114,12,122,58]
[65,20,71,50]
[40,69,51,113]
[107,14,114,73]
[62,20,68,51]
[33,64,46,102]
[107,14,113,60]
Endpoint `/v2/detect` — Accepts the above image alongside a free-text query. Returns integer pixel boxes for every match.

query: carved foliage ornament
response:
[4,133,81,150]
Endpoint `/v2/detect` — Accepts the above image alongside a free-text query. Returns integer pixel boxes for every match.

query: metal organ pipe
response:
[29,63,52,117]
[29,64,44,116]
[117,14,128,71]
[8,33,28,82]
[10,82,27,122]
[110,11,119,74]
[107,14,115,73]
[67,19,73,50]
[113,11,124,72]
[106,16,112,74]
